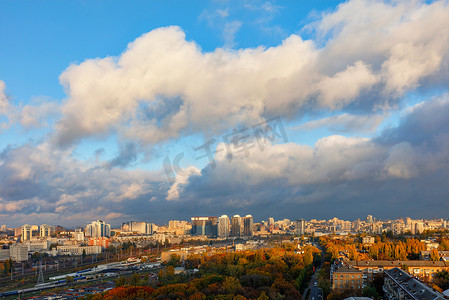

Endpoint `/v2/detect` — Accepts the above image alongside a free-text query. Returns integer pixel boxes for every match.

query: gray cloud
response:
[1,1,449,226]
[0,142,168,227]
[171,95,449,219]
[1,95,448,226]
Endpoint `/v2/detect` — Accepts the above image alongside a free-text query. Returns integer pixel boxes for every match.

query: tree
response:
[222,276,241,294]
[430,249,440,261]
[439,239,449,250]
[3,258,14,275]
[130,273,141,286]
[303,251,313,266]
[167,254,181,267]
[66,276,74,286]
[362,286,379,299]
[433,270,449,291]
[82,249,86,258]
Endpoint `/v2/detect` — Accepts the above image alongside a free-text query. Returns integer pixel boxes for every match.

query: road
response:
[303,243,324,300]
[303,272,324,300]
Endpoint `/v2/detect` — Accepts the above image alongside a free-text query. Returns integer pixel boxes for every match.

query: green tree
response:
[362,286,379,299]
[167,254,181,267]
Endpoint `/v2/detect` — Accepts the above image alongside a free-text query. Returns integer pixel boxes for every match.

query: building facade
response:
[9,244,28,261]
[346,260,449,284]
[121,221,153,235]
[22,224,32,241]
[295,219,305,235]
[332,266,363,291]
[191,217,218,237]
[39,224,52,237]
[231,215,243,237]
[243,215,254,237]
[56,245,102,256]
[85,220,111,238]
[218,215,230,238]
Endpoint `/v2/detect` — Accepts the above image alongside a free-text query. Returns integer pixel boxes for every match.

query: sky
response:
[0,0,448,227]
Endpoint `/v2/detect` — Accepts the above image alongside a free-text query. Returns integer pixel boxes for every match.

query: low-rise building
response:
[0,249,10,261]
[362,236,375,244]
[88,237,110,248]
[383,267,444,300]
[56,245,102,256]
[332,266,363,291]
[419,251,449,261]
[160,247,207,262]
[347,260,449,283]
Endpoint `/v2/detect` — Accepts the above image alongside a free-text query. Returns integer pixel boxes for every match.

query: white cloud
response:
[223,20,242,48]
[295,113,385,133]
[317,61,378,109]
[166,166,201,201]
[0,80,8,115]
[18,100,60,128]
[54,1,449,147]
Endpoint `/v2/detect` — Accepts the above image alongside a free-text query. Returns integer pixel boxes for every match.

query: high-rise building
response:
[85,220,111,238]
[10,244,28,262]
[405,217,412,227]
[191,217,218,237]
[22,224,32,241]
[367,215,373,223]
[243,215,254,237]
[295,219,306,235]
[353,219,361,232]
[415,222,424,234]
[121,221,153,235]
[268,217,274,227]
[0,225,6,231]
[218,215,230,238]
[39,224,52,237]
[231,215,243,237]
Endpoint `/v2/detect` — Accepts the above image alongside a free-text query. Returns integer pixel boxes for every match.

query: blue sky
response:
[0,0,448,227]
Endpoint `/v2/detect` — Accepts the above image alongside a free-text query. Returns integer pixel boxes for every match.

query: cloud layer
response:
[170,95,449,219]
[55,0,449,146]
[1,0,448,226]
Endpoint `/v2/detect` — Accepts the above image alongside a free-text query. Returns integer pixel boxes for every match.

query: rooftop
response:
[385,268,444,300]
[334,266,363,274]
[347,260,448,267]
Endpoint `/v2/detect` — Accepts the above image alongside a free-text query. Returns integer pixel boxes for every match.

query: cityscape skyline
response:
[1,0,449,227]
[1,214,447,230]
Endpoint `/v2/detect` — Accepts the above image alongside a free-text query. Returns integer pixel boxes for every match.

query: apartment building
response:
[383,267,444,300]
[332,266,363,291]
